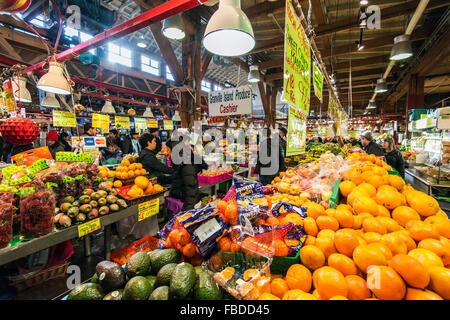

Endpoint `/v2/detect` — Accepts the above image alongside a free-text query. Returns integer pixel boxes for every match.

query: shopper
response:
[203,132,217,155]
[255,128,286,186]
[108,129,121,152]
[149,128,162,154]
[103,135,122,160]
[46,130,65,159]
[166,136,208,210]
[279,127,287,157]
[382,136,405,177]
[59,132,72,151]
[122,129,141,155]
[138,133,174,184]
[360,131,384,156]
[83,122,96,137]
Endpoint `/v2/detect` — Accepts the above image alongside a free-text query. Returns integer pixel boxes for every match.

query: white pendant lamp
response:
[102,100,115,114]
[37,61,71,95]
[248,65,260,83]
[162,14,186,40]
[143,107,154,117]
[375,78,388,93]
[203,0,255,56]
[12,76,31,103]
[367,99,376,109]
[41,92,60,108]
[390,34,413,61]
[173,110,181,121]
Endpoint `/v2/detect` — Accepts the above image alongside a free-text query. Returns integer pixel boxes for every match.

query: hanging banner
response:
[92,113,109,129]
[52,110,76,127]
[2,79,16,112]
[283,0,311,115]
[208,85,252,117]
[164,120,173,130]
[328,92,339,119]
[286,105,307,156]
[134,117,147,130]
[147,118,158,128]
[115,116,130,129]
[312,62,323,103]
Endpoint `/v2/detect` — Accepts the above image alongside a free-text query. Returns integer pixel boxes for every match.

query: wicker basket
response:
[10,260,70,292]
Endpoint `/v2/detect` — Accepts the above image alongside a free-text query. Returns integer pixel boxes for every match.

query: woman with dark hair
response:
[138,133,174,184]
[59,132,72,151]
[166,136,208,210]
[382,136,405,177]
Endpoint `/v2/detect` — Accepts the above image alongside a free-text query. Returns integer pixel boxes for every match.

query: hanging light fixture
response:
[375,78,388,93]
[11,76,31,103]
[41,92,60,108]
[162,14,186,40]
[390,34,413,61]
[367,99,376,109]
[143,107,154,117]
[137,35,147,48]
[173,110,181,121]
[203,0,255,56]
[101,100,115,114]
[248,65,260,83]
[37,61,71,95]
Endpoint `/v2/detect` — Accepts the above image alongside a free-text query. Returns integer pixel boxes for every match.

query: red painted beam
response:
[23,0,208,74]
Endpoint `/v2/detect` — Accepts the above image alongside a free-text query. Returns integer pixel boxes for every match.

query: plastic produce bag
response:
[0,191,14,248]
[19,188,56,238]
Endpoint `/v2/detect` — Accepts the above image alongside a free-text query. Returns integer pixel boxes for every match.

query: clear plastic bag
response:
[0,192,14,248]
[20,189,56,238]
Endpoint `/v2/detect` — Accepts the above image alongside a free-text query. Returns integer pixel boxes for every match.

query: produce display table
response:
[198,169,248,194]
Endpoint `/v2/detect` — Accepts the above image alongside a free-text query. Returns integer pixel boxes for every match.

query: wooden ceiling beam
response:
[334,55,391,71]
[256,58,284,70]
[244,0,285,20]
[200,52,212,80]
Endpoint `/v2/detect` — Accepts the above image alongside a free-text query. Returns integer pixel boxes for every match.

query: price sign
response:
[52,110,77,127]
[138,198,159,221]
[78,218,101,237]
[115,116,130,129]
[164,120,173,130]
[135,117,147,130]
[147,118,158,128]
[92,113,109,129]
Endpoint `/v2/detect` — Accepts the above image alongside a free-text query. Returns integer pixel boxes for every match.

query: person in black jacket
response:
[149,128,162,154]
[138,133,174,184]
[255,128,286,186]
[360,131,384,156]
[279,127,287,157]
[166,136,208,210]
[382,137,405,177]
[59,132,72,152]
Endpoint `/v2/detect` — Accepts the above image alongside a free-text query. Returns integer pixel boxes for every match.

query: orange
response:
[345,275,371,300]
[129,163,137,171]
[258,292,280,300]
[376,217,402,233]
[312,289,322,300]
[388,175,405,191]
[327,253,358,276]
[363,232,382,244]
[282,290,317,300]
[106,180,113,187]
[347,189,368,207]
[407,191,440,217]
[377,184,398,193]
[389,254,430,289]
[121,159,130,167]
[405,288,443,300]
[217,200,228,214]
[336,204,355,214]
[347,168,364,185]
[363,217,387,234]
[380,233,408,256]
[428,266,450,299]
[285,264,312,292]
[229,243,240,253]
[335,209,354,228]
[352,215,362,229]
[376,204,391,218]
[418,239,450,266]
[306,202,326,220]
[273,239,289,257]
[279,213,303,226]
[408,248,444,268]
[391,206,421,227]
[217,236,231,251]
[366,266,406,300]
[134,176,150,189]
[305,236,316,246]
[127,170,135,178]
[352,244,387,273]
[357,213,374,224]
[407,221,440,241]
[334,229,360,257]
[394,230,416,252]
[339,180,356,197]
[175,228,191,246]
[243,268,260,281]
[182,243,197,258]
[375,188,403,210]
[424,215,450,238]
[134,169,141,177]
[367,242,393,260]
[299,245,326,270]
[315,236,337,259]
[353,196,378,216]
[270,278,289,299]
[313,266,348,300]
[317,229,335,240]
[303,217,318,236]
[266,216,279,226]
[113,180,122,188]
[316,215,339,231]
[355,183,377,198]
[365,175,384,189]
[325,208,337,217]
[225,203,238,225]
[329,295,348,300]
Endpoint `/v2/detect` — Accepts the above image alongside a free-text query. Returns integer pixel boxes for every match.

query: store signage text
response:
[208,85,252,117]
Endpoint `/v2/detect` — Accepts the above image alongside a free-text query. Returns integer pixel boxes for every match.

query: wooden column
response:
[406,74,425,110]
[269,87,278,128]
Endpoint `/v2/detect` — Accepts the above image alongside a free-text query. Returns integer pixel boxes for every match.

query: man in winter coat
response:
[360,131,384,156]
[138,133,174,184]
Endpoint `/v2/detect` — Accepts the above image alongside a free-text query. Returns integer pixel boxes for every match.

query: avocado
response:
[62,196,75,204]
[98,197,107,206]
[155,263,177,288]
[106,195,118,204]
[82,188,95,196]
[60,202,72,213]
[144,275,157,292]
[103,289,123,300]
[89,200,98,208]
[125,252,151,278]
[109,203,119,212]
[67,283,104,300]
[194,271,222,300]
[72,201,80,207]
[169,262,196,299]
[67,206,79,218]
[76,213,86,222]
[91,272,99,284]
[123,276,152,300]
[91,192,101,201]
[149,286,170,300]
[79,204,92,214]
[117,199,128,209]
[96,260,126,292]
[79,195,91,204]
[150,249,181,275]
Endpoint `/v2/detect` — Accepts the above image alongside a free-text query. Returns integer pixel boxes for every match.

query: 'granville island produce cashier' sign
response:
[208,85,252,117]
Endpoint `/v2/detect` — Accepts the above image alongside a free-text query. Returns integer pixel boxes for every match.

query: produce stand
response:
[198,169,248,194]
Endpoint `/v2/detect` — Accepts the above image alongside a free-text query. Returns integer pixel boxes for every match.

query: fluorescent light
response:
[360,0,368,5]
[41,92,60,108]
[137,41,147,48]
[37,61,71,95]
[375,78,388,93]
[390,34,413,61]
[11,76,31,103]
[248,65,260,83]
[162,14,186,40]
[357,43,364,51]
[203,0,255,56]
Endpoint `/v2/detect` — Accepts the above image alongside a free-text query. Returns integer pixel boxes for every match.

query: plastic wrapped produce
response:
[0,192,14,248]
[20,190,56,238]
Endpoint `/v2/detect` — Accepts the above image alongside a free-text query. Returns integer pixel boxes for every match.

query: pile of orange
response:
[115,160,147,180]
[126,176,164,198]
[163,227,203,266]
[257,153,450,300]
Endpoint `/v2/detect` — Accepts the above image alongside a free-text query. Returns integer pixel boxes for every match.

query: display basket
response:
[270,250,300,275]
[115,185,168,206]
[10,260,70,292]
[110,235,160,266]
[221,170,234,180]
[115,174,152,187]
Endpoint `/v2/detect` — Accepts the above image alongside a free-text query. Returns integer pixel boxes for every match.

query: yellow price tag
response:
[115,116,130,129]
[52,110,77,127]
[138,198,160,221]
[147,119,158,128]
[164,120,173,130]
[78,218,101,237]
[92,113,110,129]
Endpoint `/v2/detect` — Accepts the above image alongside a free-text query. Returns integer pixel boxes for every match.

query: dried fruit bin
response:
[270,250,300,275]
[110,235,160,266]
